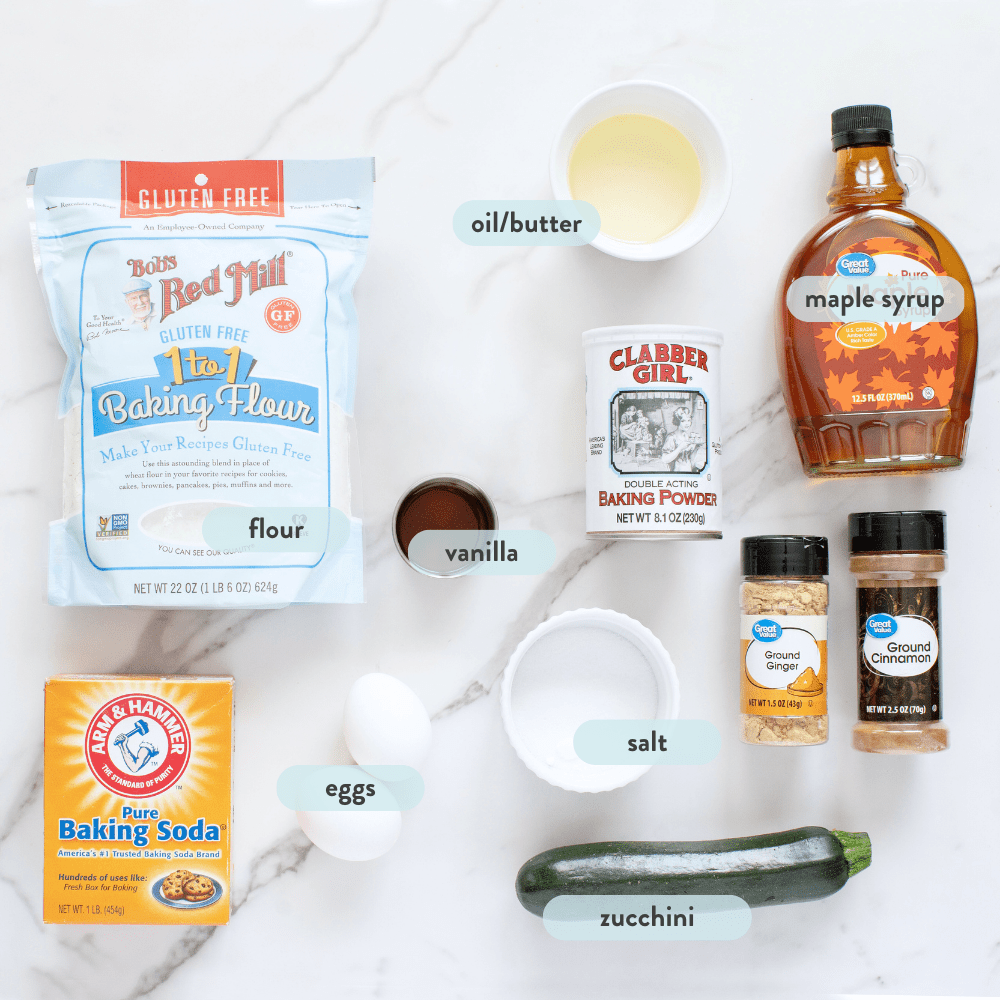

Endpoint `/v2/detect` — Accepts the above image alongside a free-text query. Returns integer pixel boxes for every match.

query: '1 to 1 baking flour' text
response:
[30,159,372,607]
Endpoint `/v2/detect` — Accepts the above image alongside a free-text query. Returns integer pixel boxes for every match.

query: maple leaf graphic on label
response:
[817,324,859,363]
[880,322,921,365]
[862,237,918,255]
[868,367,914,410]
[825,369,861,412]
[918,322,959,360]
[922,365,955,405]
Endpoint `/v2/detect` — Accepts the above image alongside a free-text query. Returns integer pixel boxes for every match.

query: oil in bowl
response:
[568,113,702,245]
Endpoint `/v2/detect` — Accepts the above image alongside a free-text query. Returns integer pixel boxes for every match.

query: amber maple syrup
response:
[776,105,977,477]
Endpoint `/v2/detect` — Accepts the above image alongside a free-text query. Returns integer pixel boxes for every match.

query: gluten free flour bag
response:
[30,159,372,607]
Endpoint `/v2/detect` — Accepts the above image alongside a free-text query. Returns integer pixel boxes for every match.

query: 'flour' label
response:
[584,325,723,538]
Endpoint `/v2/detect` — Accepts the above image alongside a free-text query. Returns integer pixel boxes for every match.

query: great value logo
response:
[751,619,782,642]
[84,693,192,798]
[865,613,897,638]
[836,253,876,277]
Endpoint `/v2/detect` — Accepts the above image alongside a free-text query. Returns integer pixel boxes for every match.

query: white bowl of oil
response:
[551,81,732,262]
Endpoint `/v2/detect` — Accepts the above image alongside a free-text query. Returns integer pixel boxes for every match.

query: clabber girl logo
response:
[84,693,192,797]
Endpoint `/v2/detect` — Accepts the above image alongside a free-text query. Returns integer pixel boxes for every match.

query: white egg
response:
[297,809,402,861]
[343,673,432,770]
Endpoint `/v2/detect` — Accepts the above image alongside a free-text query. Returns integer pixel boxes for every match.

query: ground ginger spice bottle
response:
[740,536,829,746]
[776,105,977,476]
[849,510,947,753]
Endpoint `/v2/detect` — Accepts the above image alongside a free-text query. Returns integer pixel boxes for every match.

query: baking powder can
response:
[584,324,723,539]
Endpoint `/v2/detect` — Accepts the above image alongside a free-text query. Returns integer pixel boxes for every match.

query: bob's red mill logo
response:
[120,160,284,218]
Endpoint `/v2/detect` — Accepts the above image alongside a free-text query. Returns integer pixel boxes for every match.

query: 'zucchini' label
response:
[542,895,751,941]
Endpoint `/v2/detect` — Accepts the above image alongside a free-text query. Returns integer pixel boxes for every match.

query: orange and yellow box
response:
[43,674,233,924]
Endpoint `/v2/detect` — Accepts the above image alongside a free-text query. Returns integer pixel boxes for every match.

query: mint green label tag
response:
[543,895,751,941]
[407,530,555,576]
[573,720,721,765]
[276,765,424,811]
[202,506,350,553]
[453,200,600,245]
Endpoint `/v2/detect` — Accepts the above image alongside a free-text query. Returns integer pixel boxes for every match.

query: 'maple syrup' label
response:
[785,237,963,414]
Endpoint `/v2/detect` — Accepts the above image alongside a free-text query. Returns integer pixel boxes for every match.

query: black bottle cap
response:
[741,536,829,577]
[848,511,946,553]
[832,105,894,150]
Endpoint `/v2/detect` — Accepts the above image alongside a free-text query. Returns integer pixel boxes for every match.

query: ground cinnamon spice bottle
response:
[740,536,829,746]
[776,105,977,476]
[849,511,947,753]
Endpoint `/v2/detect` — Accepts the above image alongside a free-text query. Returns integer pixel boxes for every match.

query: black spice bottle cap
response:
[848,511,946,553]
[832,105,894,150]
[741,536,829,577]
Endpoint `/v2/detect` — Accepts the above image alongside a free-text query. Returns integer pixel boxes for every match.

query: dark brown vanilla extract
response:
[776,106,977,477]
[394,478,495,556]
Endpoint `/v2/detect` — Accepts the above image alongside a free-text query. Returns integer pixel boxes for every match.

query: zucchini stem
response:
[832,829,872,878]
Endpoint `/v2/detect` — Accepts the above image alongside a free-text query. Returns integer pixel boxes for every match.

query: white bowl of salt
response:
[500,608,679,793]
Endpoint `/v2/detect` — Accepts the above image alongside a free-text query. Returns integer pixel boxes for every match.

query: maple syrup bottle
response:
[775,105,977,476]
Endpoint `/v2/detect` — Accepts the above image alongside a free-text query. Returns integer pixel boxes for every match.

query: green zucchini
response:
[515,826,870,915]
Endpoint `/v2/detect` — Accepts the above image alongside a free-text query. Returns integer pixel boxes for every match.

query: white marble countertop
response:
[2,2,999,997]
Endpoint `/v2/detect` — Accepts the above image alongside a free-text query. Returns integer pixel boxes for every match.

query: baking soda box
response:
[43,675,233,924]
